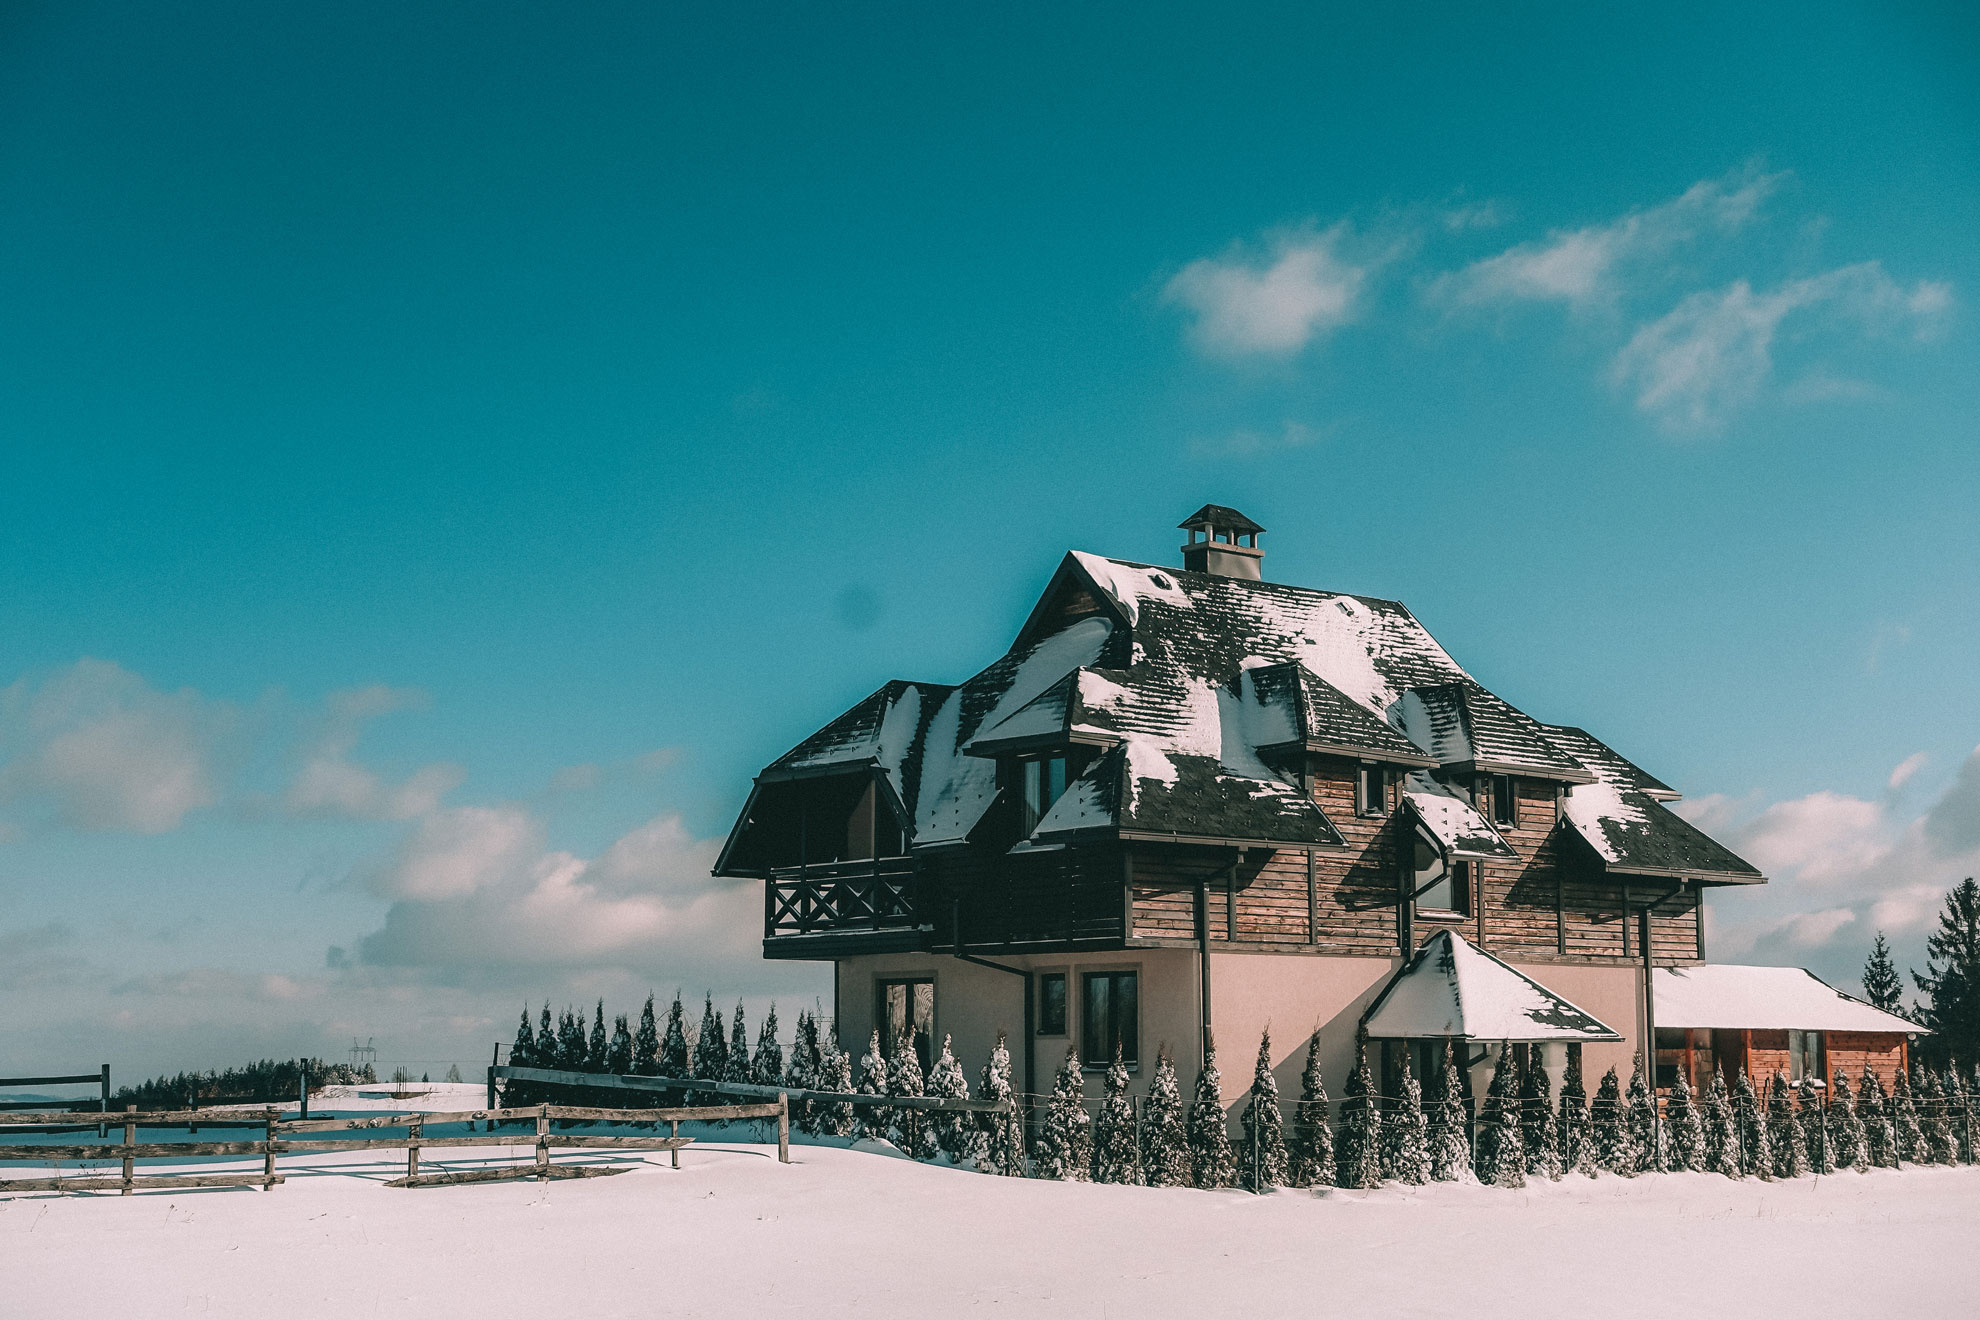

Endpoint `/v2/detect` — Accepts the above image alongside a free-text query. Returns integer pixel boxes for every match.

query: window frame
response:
[875,976,935,1073]
[1490,773,1518,828]
[1356,763,1388,817]
[1080,969,1139,1069]
[1036,971,1068,1037]
[1410,830,1472,920]
[1010,750,1071,836]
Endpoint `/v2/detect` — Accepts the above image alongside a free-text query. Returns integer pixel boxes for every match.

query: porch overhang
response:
[1361,930,1622,1043]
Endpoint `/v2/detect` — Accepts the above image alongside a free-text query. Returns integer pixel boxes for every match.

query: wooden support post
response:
[535,1105,550,1177]
[776,1092,790,1164]
[264,1108,278,1189]
[121,1105,136,1196]
[487,1046,499,1133]
[670,1119,680,1169]
[299,1062,310,1120]
[407,1116,422,1181]
[99,1064,110,1139]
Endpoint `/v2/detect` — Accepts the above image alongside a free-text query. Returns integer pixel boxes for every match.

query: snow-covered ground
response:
[6,1085,1978,1319]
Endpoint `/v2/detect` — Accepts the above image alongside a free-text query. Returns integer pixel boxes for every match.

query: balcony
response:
[763,857,921,940]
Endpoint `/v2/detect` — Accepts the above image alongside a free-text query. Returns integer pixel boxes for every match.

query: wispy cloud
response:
[1610,261,1954,431]
[283,685,463,822]
[1163,223,1370,356]
[1437,164,1783,309]
[1187,419,1328,459]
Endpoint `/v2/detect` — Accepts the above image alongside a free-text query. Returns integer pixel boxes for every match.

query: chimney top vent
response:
[1178,504,1265,579]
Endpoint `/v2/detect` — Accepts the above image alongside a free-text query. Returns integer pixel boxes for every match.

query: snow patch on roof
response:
[1654,965,1924,1034]
[1402,772,1518,861]
[1363,931,1622,1042]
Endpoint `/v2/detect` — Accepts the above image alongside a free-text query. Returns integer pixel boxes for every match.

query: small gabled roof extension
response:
[1395,682,1593,783]
[1547,725,1763,885]
[1239,662,1437,766]
[1362,930,1622,1042]
[1401,772,1519,861]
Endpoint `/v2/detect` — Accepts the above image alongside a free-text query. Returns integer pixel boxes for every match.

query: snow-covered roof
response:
[1362,930,1622,1042]
[1401,772,1519,861]
[1654,965,1924,1034]
[1548,726,1762,884]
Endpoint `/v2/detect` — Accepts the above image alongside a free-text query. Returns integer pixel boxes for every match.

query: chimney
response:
[1178,504,1265,579]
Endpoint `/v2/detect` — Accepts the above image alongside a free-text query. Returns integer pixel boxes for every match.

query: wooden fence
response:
[0,1097,788,1195]
[491,1064,1016,1115]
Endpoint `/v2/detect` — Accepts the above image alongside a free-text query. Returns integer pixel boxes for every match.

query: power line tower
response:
[348,1036,377,1076]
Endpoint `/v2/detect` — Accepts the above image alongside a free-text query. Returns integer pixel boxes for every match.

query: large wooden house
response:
[715,506,1905,1106]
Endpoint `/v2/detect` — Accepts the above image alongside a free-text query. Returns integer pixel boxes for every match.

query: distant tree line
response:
[113,1057,373,1110]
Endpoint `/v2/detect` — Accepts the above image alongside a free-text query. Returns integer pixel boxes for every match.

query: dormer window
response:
[1356,764,1387,817]
[1490,774,1518,828]
[1017,752,1069,834]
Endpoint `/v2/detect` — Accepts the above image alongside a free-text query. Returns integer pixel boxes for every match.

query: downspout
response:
[1195,880,1213,1063]
[951,897,1034,1131]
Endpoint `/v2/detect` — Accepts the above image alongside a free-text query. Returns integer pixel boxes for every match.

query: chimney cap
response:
[1177,504,1264,535]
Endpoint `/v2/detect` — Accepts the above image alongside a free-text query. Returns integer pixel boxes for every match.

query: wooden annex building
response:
[715,505,1896,1109]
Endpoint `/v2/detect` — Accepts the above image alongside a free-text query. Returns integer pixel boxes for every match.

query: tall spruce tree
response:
[1862,931,1906,1014]
[1474,1043,1525,1188]
[1432,1039,1474,1182]
[927,1034,975,1165]
[660,993,691,1080]
[1593,1067,1638,1176]
[888,1028,936,1160]
[1521,1046,1561,1180]
[724,1001,753,1088]
[1625,1062,1659,1173]
[633,995,660,1075]
[1189,1039,1238,1189]
[1797,1076,1833,1175]
[507,1005,539,1103]
[1033,1046,1092,1181]
[586,1001,608,1073]
[1093,1043,1143,1185]
[976,1033,1023,1177]
[538,1003,555,1066]
[1913,878,1980,1070]
[1859,1064,1896,1168]
[752,1004,784,1087]
[854,1031,890,1143]
[558,1007,587,1070]
[1703,1066,1741,1178]
[1892,1065,1925,1163]
[1143,1050,1193,1188]
[1767,1072,1810,1178]
[1559,1045,1595,1178]
[1828,1067,1866,1171]
[816,1026,855,1139]
[695,994,728,1085]
[1381,1049,1430,1186]
[1666,1070,1707,1172]
[1238,1029,1287,1191]
[1733,1070,1770,1178]
[607,1014,633,1076]
[1334,1038,1382,1190]
[785,1011,817,1134]
[1287,1034,1334,1189]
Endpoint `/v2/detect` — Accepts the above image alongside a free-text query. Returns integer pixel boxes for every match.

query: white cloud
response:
[0,659,236,833]
[370,804,540,902]
[1609,262,1953,431]
[1439,165,1782,309]
[284,685,464,821]
[1163,224,1369,356]
[1889,752,1929,792]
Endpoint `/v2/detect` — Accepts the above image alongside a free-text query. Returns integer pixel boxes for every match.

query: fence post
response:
[264,1108,278,1189]
[487,1063,498,1133]
[407,1115,422,1181]
[121,1105,136,1196]
[99,1064,110,1139]
[777,1092,790,1164]
[670,1119,680,1169]
[299,1062,309,1120]
[535,1104,550,1178]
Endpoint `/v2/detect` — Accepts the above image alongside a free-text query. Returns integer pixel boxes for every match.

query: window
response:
[1015,753,1069,834]
[1490,774,1518,828]
[1081,970,1138,1067]
[1411,835,1470,917]
[1037,972,1067,1036]
[1357,764,1387,816]
[877,978,934,1073]
[1788,1029,1822,1085]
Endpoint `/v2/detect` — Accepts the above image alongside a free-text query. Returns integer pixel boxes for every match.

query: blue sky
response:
[3,1,1977,1079]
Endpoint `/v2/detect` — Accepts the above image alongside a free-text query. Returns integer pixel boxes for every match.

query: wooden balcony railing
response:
[763,857,920,937]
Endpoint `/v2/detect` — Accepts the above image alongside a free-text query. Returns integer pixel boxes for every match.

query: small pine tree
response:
[1380,1049,1430,1186]
[1237,1029,1287,1192]
[1952,1067,1976,1165]
[1625,1062,1658,1173]
[445,1064,462,1084]
[1892,1065,1925,1164]
[888,1030,936,1160]
[785,1011,819,1134]
[1559,1045,1595,1178]
[1733,1070,1771,1178]
[1430,1038,1473,1183]
[586,1001,608,1073]
[1593,1067,1638,1176]
[1796,1077,1832,1174]
[508,1006,538,1103]
[1189,1039,1238,1189]
[1767,1072,1810,1178]
[752,1004,784,1087]
[1334,1038,1382,1190]
[537,1003,555,1065]
[1666,1070,1707,1172]
[1092,1044,1143,1185]
[927,1035,976,1165]
[607,1014,633,1076]
[1142,1049,1193,1188]
[816,1026,855,1139]
[695,994,728,1085]
[660,993,691,1080]
[1828,1067,1865,1171]
[1474,1043,1525,1188]
[1521,1046,1561,1180]
[633,994,660,1075]
[976,1033,1024,1176]
[1287,1034,1334,1189]
[1859,1064,1896,1168]
[1862,931,1906,1014]
[1921,1068,1957,1165]
[1702,1067,1741,1178]
[1033,1046,1092,1181]
[855,1030,890,1143]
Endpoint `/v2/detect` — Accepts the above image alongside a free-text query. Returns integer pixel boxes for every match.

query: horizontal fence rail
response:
[493,1065,1015,1114]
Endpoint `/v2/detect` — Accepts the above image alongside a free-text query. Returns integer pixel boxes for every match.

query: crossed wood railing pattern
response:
[763,858,918,936]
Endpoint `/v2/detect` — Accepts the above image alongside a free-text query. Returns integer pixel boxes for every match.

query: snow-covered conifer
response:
[1237,1029,1287,1191]
[1143,1049,1192,1188]
[1665,1070,1706,1172]
[976,1033,1023,1177]
[1287,1034,1334,1188]
[784,1011,817,1134]
[1921,1069,1957,1165]
[1380,1049,1429,1186]
[855,1030,890,1142]
[816,1027,855,1139]
[1473,1043,1525,1188]
[1431,1038,1472,1183]
[694,994,728,1085]
[1559,1045,1594,1178]
[1767,1072,1810,1178]
[752,1004,784,1088]
[1702,1067,1740,1178]
[888,1030,936,1160]
[1798,1076,1833,1174]
[607,1015,633,1076]
[927,1035,976,1165]
[1859,1064,1895,1168]
[1333,1038,1382,1190]
[1625,1062,1658,1173]
[1733,1070,1771,1178]
[1950,1067,1975,1165]
[1033,1046,1091,1181]
[1593,1067,1638,1176]
[1892,1065,1924,1164]
[723,1001,753,1088]
[1093,1044,1142,1185]
[1827,1067,1865,1171]
[660,993,691,1080]
[1521,1047,1561,1180]
[633,995,660,1075]
[1189,1039,1238,1189]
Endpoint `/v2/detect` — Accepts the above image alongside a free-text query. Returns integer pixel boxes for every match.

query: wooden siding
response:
[1825,1030,1909,1090]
